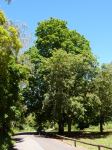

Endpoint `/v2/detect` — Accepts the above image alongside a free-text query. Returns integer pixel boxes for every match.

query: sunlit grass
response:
[62,122,112,150]
[78,134,112,150]
[63,134,112,150]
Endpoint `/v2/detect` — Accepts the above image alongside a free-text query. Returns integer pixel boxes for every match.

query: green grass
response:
[62,122,112,150]
[77,134,112,150]
[84,122,112,132]
[63,133,112,150]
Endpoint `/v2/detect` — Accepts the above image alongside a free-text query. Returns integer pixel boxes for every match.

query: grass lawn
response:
[63,132,112,150]
[62,122,112,150]
[77,134,112,150]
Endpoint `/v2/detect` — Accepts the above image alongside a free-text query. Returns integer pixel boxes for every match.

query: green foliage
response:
[41,50,76,117]
[40,49,97,133]
[94,64,112,132]
[0,10,23,148]
[35,18,91,57]
[0,11,6,25]
[25,18,98,133]
[23,46,47,130]
[1,6,112,149]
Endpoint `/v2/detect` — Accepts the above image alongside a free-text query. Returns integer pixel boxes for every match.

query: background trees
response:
[0,11,24,149]
[95,64,112,133]
[23,46,47,131]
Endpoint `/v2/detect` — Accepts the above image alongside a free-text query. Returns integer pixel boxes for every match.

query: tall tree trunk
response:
[37,116,43,133]
[58,117,64,134]
[68,117,72,134]
[100,114,104,133]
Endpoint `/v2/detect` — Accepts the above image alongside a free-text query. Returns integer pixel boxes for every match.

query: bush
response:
[0,134,12,150]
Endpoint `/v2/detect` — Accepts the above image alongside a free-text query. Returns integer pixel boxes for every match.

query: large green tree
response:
[41,50,78,133]
[24,18,98,133]
[0,11,22,149]
[40,49,98,133]
[21,17,99,135]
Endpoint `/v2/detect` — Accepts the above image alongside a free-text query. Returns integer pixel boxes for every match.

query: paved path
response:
[13,134,87,150]
[13,135,44,150]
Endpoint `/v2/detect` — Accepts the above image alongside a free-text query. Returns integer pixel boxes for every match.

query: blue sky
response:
[0,0,112,64]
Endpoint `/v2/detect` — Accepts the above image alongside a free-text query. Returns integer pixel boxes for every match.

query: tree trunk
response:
[100,115,104,133]
[68,117,72,134]
[58,119,64,134]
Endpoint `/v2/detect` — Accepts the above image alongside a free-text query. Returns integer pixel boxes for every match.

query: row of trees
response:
[0,10,112,149]
[24,18,112,134]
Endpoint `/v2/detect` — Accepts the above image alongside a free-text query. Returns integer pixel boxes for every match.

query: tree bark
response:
[100,115,104,133]
[68,117,72,134]
[58,119,64,134]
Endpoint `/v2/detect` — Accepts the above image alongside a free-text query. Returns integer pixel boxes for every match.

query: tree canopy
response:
[24,18,99,134]
[1,10,112,149]
[35,18,91,57]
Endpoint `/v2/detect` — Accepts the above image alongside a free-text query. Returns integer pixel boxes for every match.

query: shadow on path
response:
[10,135,24,150]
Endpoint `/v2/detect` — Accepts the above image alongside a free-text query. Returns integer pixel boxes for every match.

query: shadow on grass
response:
[14,130,112,139]
[13,130,112,139]
[46,131,112,139]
